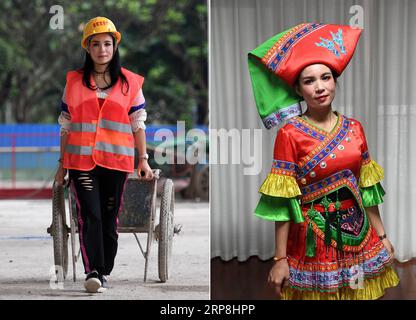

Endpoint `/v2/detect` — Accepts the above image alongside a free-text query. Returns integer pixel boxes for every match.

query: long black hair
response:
[81,34,129,95]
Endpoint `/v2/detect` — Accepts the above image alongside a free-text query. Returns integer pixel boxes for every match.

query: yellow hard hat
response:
[81,16,121,49]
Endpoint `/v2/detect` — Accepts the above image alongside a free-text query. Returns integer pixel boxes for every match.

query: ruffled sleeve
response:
[255,127,304,223]
[255,195,304,223]
[360,183,386,207]
[259,172,301,198]
[359,159,384,188]
[357,121,384,188]
[355,121,386,207]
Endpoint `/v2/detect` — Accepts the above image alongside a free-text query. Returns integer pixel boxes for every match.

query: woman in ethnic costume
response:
[248,23,399,300]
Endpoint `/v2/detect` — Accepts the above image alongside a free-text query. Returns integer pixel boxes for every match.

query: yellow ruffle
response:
[259,173,302,198]
[359,160,384,188]
[281,266,399,300]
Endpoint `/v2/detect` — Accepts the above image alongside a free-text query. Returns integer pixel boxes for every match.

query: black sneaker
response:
[84,271,102,293]
[100,275,109,289]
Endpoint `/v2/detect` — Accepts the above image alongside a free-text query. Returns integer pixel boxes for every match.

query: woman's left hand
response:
[137,160,154,181]
[382,237,395,259]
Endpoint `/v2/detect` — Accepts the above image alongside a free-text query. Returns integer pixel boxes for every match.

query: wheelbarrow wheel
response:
[51,183,69,281]
[158,179,175,282]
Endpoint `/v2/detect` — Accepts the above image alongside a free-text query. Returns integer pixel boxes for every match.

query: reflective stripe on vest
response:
[95,141,135,157]
[99,119,132,134]
[70,122,97,132]
[66,144,93,155]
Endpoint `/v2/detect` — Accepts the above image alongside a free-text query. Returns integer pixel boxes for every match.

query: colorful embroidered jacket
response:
[255,113,385,252]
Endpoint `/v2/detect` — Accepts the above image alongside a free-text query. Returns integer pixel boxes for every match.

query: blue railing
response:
[0,124,208,170]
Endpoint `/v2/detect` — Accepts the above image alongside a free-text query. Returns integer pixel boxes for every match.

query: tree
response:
[0,0,207,125]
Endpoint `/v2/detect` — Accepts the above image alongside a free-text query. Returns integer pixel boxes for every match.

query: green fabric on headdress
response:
[248,30,302,129]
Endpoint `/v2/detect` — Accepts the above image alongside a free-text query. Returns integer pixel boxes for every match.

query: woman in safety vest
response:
[54,16,153,293]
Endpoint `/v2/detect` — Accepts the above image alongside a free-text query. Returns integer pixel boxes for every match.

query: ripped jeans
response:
[69,166,128,276]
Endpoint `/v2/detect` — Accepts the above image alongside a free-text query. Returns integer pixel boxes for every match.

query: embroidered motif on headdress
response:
[315,29,346,58]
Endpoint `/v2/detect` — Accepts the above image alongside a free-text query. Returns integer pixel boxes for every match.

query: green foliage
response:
[0,38,13,73]
[0,0,207,125]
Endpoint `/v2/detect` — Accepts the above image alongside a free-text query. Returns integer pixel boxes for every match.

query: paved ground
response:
[0,199,209,300]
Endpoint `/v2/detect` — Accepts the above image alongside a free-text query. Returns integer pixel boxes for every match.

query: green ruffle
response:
[360,183,386,207]
[255,194,304,223]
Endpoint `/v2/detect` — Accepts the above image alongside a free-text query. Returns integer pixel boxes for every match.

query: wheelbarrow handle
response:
[152,169,161,180]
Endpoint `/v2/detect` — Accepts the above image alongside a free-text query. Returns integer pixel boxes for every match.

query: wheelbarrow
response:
[47,169,176,284]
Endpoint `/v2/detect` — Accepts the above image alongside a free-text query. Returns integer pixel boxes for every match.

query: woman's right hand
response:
[268,259,290,299]
[54,165,67,185]
[382,237,395,259]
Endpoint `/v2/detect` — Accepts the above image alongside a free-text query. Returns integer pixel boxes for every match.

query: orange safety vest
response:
[63,67,144,173]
